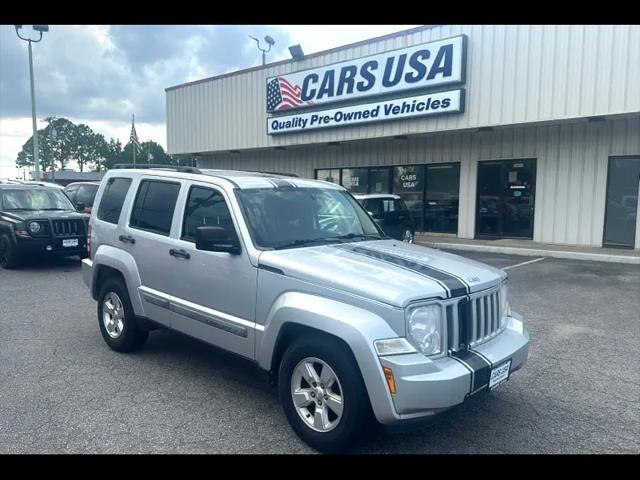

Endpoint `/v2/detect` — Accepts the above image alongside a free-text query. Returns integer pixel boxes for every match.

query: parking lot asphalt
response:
[0,251,638,454]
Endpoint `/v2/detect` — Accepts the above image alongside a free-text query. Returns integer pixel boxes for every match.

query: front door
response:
[603,156,640,249]
[476,159,537,239]
[165,182,257,359]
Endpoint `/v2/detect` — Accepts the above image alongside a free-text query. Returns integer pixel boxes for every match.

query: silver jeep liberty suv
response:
[82,167,529,453]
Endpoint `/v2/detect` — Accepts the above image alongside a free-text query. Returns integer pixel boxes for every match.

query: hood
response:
[258,240,505,307]
[1,209,84,222]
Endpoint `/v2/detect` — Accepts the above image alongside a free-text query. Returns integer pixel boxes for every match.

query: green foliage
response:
[16,117,173,173]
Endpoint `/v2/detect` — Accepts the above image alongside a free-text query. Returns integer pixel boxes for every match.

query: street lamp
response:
[49,127,57,182]
[249,35,275,66]
[15,24,49,181]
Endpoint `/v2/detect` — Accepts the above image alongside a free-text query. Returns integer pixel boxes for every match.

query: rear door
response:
[119,177,184,327]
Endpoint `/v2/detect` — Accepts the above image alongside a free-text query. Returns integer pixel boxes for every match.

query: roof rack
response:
[112,163,202,174]
[256,171,299,178]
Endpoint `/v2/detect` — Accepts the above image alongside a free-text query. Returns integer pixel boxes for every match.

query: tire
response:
[278,333,373,453]
[0,233,22,269]
[402,227,415,243]
[97,277,148,352]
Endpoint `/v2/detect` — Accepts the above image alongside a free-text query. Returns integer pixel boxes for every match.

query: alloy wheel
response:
[290,357,344,433]
[102,292,125,339]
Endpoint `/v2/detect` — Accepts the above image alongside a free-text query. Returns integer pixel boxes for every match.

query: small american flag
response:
[267,77,306,111]
[129,115,139,146]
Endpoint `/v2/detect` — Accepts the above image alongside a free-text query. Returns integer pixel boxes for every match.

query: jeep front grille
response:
[52,219,85,237]
[446,285,506,351]
[468,289,503,347]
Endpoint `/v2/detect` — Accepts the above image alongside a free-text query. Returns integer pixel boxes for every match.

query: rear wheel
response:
[97,278,148,352]
[278,334,373,453]
[0,234,21,269]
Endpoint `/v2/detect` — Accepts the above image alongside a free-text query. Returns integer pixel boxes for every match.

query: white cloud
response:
[0,25,421,180]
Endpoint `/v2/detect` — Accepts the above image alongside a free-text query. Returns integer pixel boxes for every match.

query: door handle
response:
[119,235,135,244]
[169,248,190,259]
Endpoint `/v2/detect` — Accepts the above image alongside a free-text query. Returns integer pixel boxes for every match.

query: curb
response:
[415,240,640,265]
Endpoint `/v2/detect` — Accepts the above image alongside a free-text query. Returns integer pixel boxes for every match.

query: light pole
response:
[249,35,275,65]
[15,25,49,181]
[49,126,57,182]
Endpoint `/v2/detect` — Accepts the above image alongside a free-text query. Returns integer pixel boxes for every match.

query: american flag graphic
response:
[267,77,306,111]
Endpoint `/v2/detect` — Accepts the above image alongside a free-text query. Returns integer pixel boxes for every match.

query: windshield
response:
[236,187,384,250]
[1,189,75,211]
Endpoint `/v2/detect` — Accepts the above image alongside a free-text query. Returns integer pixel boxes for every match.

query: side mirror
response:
[195,226,241,254]
[75,202,85,212]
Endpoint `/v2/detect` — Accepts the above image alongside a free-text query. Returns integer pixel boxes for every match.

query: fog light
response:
[383,367,397,395]
[46,245,52,251]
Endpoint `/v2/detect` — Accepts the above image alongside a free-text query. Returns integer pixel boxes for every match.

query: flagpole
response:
[132,114,136,166]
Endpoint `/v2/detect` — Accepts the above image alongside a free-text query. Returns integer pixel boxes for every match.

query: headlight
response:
[406,304,443,356]
[28,221,41,234]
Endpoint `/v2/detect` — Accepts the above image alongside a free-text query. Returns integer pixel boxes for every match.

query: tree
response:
[122,140,171,165]
[71,124,108,172]
[98,138,124,172]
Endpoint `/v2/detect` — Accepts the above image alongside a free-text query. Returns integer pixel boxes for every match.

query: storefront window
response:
[341,168,369,194]
[369,168,391,194]
[393,165,425,231]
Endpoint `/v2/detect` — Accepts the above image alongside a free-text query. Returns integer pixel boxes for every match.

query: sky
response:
[0,25,420,179]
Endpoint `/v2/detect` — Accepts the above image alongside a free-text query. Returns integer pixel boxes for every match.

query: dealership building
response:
[166,25,640,250]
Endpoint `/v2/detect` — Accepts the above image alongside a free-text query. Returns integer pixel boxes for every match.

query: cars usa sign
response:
[266,34,467,113]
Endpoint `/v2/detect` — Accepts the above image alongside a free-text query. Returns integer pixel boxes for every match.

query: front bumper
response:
[375,313,529,426]
[15,235,87,257]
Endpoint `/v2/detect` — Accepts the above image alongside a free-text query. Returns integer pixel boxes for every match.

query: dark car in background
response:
[354,194,415,243]
[0,185,89,269]
[64,181,101,214]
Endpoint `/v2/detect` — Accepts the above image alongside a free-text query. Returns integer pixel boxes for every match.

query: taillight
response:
[87,223,92,258]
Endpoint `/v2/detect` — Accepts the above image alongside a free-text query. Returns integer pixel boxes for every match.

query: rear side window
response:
[97,178,132,224]
[130,180,181,236]
[181,186,233,241]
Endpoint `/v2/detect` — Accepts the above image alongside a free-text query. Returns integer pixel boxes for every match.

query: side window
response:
[97,177,132,224]
[130,180,181,236]
[75,185,97,206]
[364,198,383,214]
[394,199,407,212]
[64,187,78,203]
[182,186,233,241]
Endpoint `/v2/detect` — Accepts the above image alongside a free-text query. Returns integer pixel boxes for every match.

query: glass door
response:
[603,156,640,249]
[476,159,536,239]
[424,163,460,234]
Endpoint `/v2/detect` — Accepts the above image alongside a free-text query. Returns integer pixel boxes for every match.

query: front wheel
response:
[278,334,373,453]
[0,234,21,269]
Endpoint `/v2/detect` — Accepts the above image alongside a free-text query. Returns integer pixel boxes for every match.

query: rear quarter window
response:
[97,177,132,224]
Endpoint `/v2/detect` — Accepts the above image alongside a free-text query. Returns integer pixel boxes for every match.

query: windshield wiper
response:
[273,237,345,250]
[331,233,385,241]
[40,208,71,211]
[4,208,37,211]
[272,233,385,250]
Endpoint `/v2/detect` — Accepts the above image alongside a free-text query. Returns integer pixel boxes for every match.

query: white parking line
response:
[503,257,545,270]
